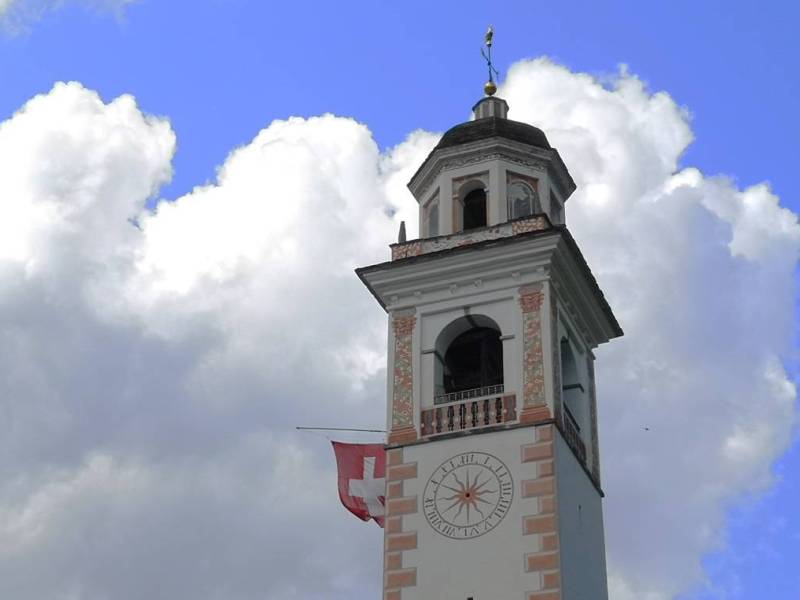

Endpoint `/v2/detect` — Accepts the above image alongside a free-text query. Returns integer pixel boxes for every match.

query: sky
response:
[0,1,798,599]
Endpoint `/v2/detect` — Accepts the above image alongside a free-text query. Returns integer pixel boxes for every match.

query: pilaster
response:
[389,309,417,444]
[518,283,550,424]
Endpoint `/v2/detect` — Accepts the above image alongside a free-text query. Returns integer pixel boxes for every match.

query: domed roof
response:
[434,116,551,152]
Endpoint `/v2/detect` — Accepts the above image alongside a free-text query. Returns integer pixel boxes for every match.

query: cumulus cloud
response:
[0,59,796,600]
[500,58,799,599]
[0,81,401,599]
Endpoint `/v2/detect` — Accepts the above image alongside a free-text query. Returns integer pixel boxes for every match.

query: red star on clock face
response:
[439,468,495,523]
[423,452,514,540]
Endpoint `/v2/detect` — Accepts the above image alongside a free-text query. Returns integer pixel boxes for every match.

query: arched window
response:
[507,181,541,220]
[463,188,487,230]
[434,315,504,403]
[444,327,502,394]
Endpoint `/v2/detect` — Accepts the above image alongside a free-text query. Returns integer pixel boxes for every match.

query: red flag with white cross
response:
[332,441,386,527]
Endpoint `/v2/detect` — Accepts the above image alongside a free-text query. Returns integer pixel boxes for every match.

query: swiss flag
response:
[332,441,386,527]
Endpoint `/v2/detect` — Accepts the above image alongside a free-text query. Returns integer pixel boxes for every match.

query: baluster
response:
[484,399,490,425]
[447,406,455,431]
[459,403,466,429]
[423,409,433,435]
[471,401,478,428]
[435,407,442,434]
[495,398,503,423]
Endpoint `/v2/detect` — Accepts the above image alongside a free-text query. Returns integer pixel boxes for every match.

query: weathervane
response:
[480,25,500,96]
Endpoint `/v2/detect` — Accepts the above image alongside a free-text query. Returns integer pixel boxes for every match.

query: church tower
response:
[356,64,622,600]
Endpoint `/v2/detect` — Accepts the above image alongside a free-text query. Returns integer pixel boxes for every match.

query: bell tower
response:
[357,69,622,600]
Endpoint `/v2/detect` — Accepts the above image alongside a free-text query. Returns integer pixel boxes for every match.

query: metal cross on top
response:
[480,25,500,96]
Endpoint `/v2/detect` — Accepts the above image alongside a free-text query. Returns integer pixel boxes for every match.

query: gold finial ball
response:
[484,80,497,96]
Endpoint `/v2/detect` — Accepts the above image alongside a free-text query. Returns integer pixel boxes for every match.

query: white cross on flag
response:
[332,441,386,527]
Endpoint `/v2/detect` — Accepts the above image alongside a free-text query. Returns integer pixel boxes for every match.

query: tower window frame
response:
[433,314,504,404]
[506,176,541,221]
[453,177,489,233]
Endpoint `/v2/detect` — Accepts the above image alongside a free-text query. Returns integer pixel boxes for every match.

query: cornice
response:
[408,137,576,202]
[357,227,622,346]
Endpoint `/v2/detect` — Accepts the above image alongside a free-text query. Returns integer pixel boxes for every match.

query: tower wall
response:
[359,94,622,600]
[555,435,609,600]
[385,423,568,600]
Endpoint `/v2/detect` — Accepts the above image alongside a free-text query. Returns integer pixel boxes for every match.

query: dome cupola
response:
[407,95,575,240]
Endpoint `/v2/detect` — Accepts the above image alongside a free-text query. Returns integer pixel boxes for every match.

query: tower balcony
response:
[420,386,517,438]
[562,405,588,465]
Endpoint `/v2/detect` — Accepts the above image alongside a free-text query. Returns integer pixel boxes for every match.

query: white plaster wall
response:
[555,435,609,600]
[402,427,541,600]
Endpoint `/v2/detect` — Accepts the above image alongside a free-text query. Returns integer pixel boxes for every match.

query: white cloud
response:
[0,59,796,599]
[500,58,798,599]
[0,0,15,17]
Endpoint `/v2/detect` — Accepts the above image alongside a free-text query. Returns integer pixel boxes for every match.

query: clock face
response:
[423,452,513,540]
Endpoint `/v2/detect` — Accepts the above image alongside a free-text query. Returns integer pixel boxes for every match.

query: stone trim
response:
[387,481,403,499]
[390,312,417,443]
[521,424,562,600]
[385,516,402,534]
[390,214,549,260]
[386,496,417,516]
[519,284,546,421]
[386,449,404,467]
[383,447,419,600]
[388,426,417,445]
[519,405,552,424]
[386,552,402,571]
[387,462,418,481]
[521,441,554,463]
[386,532,417,552]
[385,569,417,589]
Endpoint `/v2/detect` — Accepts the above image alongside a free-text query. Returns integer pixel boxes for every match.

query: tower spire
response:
[480,25,500,96]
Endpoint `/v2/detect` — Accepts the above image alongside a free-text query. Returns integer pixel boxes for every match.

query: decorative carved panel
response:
[391,312,416,434]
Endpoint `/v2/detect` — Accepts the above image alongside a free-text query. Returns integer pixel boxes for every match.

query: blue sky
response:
[1,1,798,599]
[3,1,797,207]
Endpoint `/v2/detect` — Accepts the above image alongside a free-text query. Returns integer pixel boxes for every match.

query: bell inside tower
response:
[433,315,504,403]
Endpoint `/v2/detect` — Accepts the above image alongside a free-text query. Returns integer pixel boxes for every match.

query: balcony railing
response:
[562,407,587,465]
[421,392,516,437]
[434,384,505,405]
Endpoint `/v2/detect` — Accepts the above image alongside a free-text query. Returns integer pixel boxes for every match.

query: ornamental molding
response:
[391,215,549,261]
[365,233,619,347]
[391,310,416,431]
[519,285,546,407]
[410,138,573,201]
